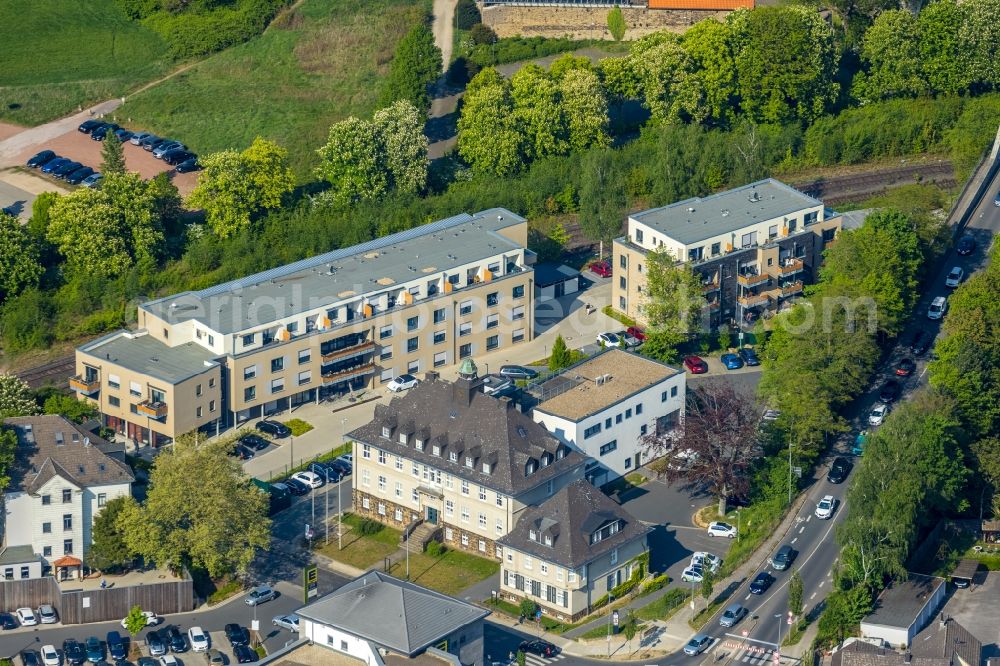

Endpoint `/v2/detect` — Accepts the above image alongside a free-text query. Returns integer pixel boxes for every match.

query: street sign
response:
[304,565,319,602]
[613,610,620,627]
[251,620,259,632]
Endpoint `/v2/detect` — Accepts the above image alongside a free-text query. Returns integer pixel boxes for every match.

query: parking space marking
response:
[745,593,752,600]
[819,581,825,588]
[805,515,811,522]
[810,592,817,600]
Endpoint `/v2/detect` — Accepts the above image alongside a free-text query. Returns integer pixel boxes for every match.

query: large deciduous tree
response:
[89,496,137,572]
[559,68,611,152]
[380,23,442,113]
[457,69,526,176]
[511,65,569,161]
[0,372,41,420]
[373,100,429,196]
[681,19,737,127]
[642,379,760,515]
[853,10,926,103]
[0,212,42,302]
[642,248,705,344]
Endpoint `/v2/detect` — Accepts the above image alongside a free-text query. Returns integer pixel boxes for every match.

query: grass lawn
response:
[636,588,688,622]
[315,514,401,571]
[0,0,171,125]
[282,418,314,436]
[387,548,499,597]
[121,0,427,179]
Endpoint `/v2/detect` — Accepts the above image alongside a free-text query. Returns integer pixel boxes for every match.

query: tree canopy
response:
[379,23,442,113]
[0,212,42,303]
[0,372,41,420]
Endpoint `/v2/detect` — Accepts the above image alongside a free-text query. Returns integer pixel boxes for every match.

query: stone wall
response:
[481,4,729,40]
[442,524,502,560]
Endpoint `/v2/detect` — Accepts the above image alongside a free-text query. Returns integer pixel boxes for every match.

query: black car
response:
[92,124,121,141]
[0,612,16,629]
[166,625,187,653]
[41,157,70,174]
[879,380,901,403]
[256,419,291,438]
[518,640,559,658]
[21,652,40,666]
[309,462,341,483]
[738,347,761,366]
[163,149,195,166]
[749,571,774,594]
[770,544,796,571]
[233,646,257,664]
[328,459,352,476]
[66,167,95,185]
[107,631,126,662]
[499,364,538,380]
[284,477,310,496]
[64,639,87,665]
[230,444,255,460]
[240,434,271,451]
[26,150,56,167]
[175,157,200,173]
[956,235,976,256]
[54,161,83,178]
[827,457,852,484]
[224,623,250,647]
[138,657,158,666]
[139,135,163,150]
[79,119,105,133]
[909,331,930,356]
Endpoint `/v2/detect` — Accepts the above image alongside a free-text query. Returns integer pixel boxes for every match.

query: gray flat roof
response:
[630,179,823,245]
[80,332,219,384]
[141,209,527,335]
[534,262,580,288]
[0,545,38,565]
[862,574,944,630]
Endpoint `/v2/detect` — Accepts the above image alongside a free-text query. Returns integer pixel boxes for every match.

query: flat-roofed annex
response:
[141,208,527,336]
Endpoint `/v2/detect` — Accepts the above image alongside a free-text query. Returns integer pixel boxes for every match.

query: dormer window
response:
[525,460,537,476]
[589,519,622,545]
[541,452,552,467]
[556,447,565,460]
[432,445,440,456]
[381,426,391,438]
[529,529,537,541]
[415,440,424,451]
[449,451,458,462]
[482,462,491,474]
[399,433,408,444]
[465,456,474,468]
[544,534,553,546]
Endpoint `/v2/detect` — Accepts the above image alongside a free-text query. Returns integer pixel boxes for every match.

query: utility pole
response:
[340,418,347,551]
[325,473,330,546]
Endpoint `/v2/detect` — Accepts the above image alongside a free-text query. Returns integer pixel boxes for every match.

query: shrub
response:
[469,23,497,46]
[454,0,481,30]
[426,540,445,557]
[641,574,670,595]
[141,0,287,58]
[358,519,385,536]
[519,599,538,617]
[607,6,626,41]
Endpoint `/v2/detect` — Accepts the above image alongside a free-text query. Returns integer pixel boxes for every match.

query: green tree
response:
[788,570,804,617]
[101,133,127,175]
[27,191,59,241]
[42,393,97,423]
[681,19,738,127]
[0,212,42,301]
[548,334,572,371]
[607,6,626,41]
[454,0,480,29]
[853,10,926,102]
[598,57,642,104]
[559,68,611,152]
[89,496,136,571]
[469,23,497,46]
[632,35,704,123]
[511,65,569,160]
[549,53,594,80]
[0,288,55,353]
[123,605,150,637]
[457,70,526,176]
[316,117,388,207]
[578,148,625,247]
[373,100,429,195]
[918,0,971,95]
[188,138,294,239]
[516,651,526,666]
[0,427,17,491]
[643,248,704,338]
[701,566,715,600]
[959,0,1000,88]
[0,373,41,419]
[380,23,442,112]
[120,435,271,577]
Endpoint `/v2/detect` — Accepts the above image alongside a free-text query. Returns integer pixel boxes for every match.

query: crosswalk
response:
[523,653,566,666]
[721,641,780,665]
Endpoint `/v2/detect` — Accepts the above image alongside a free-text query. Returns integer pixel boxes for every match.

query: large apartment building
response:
[348,361,587,559]
[72,209,536,446]
[613,179,843,328]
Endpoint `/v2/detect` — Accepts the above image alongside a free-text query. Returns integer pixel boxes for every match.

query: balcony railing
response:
[737,272,769,287]
[322,362,376,386]
[321,340,375,364]
[778,258,804,275]
[777,281,804,297]
[69,375,100,395]
[702,282,720,293]
[738,293,769,308]
[137,400,168,419]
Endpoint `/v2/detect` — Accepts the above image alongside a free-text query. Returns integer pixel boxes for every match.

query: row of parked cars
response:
[277,455,353,496]
[26,150,102,186]
[0,605,58,629]
[78,120,199,172]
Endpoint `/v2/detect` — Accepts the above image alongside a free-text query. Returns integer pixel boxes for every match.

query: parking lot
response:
[937,570,1000,659]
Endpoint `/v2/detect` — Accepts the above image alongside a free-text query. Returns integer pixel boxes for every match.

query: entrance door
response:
[426,507,439,525]
[634,453,641,470]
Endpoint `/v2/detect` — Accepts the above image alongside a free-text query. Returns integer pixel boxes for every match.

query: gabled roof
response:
[3,415,134,495]
[296,571,489,656]
[835,617,983,666]
[498,479,650,569]
[348,373,585,496]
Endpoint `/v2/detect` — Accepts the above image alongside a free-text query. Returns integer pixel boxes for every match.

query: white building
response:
[2,416,134,577]
[859,574,947,648]
[531,349,685,484]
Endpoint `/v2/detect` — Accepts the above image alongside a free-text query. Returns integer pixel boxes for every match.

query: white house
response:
[859,574,946,648]
[2,416,134,577]
[531,349,685,484]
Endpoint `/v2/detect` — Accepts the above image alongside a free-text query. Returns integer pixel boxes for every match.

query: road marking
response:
[790,538,797,544]
[805,515,811,523]
[746,593,752,600]
[819,581,825,588]
[798,526,805,534]
[810,592,817,600]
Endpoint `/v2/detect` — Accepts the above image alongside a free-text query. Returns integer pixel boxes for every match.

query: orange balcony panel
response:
[737,272,769,287]
[70,376,100,395]
[137,400,168,419]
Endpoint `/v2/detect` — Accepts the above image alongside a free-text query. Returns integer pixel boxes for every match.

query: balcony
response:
[321,340,375,364]
[777,281,804,297]
[322,362,376,386]
[69,375,100,395]
[702,300,721,311]
[738,292,769,308]
[778,258,804,276]
[137,400,168,420]
[737,271,769,287]
[702,282,720,294]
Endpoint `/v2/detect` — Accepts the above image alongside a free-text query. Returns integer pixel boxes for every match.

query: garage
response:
[534,263,580,302]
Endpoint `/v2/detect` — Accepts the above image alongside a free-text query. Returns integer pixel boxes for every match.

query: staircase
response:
[402,520,442,551]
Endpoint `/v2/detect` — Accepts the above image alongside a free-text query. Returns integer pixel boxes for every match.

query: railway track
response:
[792,160,956,205]
[15,355,75,389]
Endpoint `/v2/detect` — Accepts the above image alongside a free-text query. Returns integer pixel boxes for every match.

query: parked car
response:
[40,646,60,666]
[106,632,125,662]
[239,434,270,451]
[626,326,646,343]
[79,119,105,133]
[41,157,69,174]
[681,565,704,583]
[619,330,642,347]
[176,157,200,173]
[762,409,781,421]
[684,635,711,656]
[309,461,341,483]
[956,235,976,256]
[233,646,257,664]
[153,142,186,159]
[771,544,796,571]
[54,161,83,178]
[386,374,419,392]
[827,457,852,484]
[113,128,133,141]
[63,640,86,665]
[165,626,187,653]
[329,458,352,476]
[707,521,737,538]
[224,624,250,648]
[65,167,95,185]
[815,495,837,519]
[38,604,57,624]
[895,358,916,377]
[245,584,277,606]
[130,132,154,145]
[122,611,159,629]
[738,347,760,366]
[204,650,224,666]
[27,150,57,167]
[995,190,1000,207]
[720,603,748,628]
[868,403,890,426]
[82,173,103,188]
[92,124,121,141]
[21,651,41,666]
[163,150,195,166]
[283,477,309,496]
[909,331,930,356]
[291,471,324,489]
[141,136,167,151]
[15,607,37,626]
[146,632,166,657]
[720,353,744,370]
[499,365,537,380]
[749,571,774,594]
[188,627,209,653]
[589,260,612,278]
[85,637,103,663]
[231,444,255,460]
[945,266,964,288]
[272,615,299,632]
[597,331,623,347]
[0,612,16,630]
[256,419,291,438]
[852,431,868,456]
[928,295,948,320]
[879,381,901,403]
[159,657,178,666]
[690,552,721,572]
[684,356,708,374]
[518,640,558,658]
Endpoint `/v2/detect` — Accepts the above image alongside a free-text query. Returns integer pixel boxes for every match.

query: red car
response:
[589,260,612,278]
[626,326,646,342]
[683,356,708,374]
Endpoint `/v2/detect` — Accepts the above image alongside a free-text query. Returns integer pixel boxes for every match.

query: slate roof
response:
[348,373,585,496]
[498,479,650,569]
[3,415,134,495]
[862,575,944,630]
[296,571,489,657]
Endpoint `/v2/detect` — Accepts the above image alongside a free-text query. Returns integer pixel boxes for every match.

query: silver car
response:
[720,603,747,627]
[272,614,299,632]
[244,585,276,606]
[684,634,711,656]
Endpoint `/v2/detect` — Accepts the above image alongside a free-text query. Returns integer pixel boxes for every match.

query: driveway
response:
[937,571,1000,659]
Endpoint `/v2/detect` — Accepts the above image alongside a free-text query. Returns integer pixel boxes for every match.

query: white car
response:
[815,495,837,519]
[707,521,737,538]
[386,374,419,392]
[291,471,324,489]
[868,403,890,426]
[188,626,209,652]
[597,332,623,347]
[160,656,179,666]
[121,611,159,629]
[690,552,722,573]
[927,296,947,320]
[41,645,60,666]
[944,266,964,288]
[762,409,781,421]
[273,614,300,632]
[15,607,37,626]
[681,565,704,583]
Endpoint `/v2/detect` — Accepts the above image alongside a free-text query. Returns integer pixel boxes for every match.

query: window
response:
[242,333,255,346]
[362,469,370,487]
[108,374,121,390]
[496,519,504,535]
[611,548,619,565]
[298,349,311,364]
[445,500,454,517]
[590,520,621,544]
[433,308,446,324]
[286,322,297,335]
[512,305,525,321]
[197,406,204,418]
[541,563,549,575]
[244,386,256,402]
[599,440,618,456]
[461,534,469,546]
[433,330,446,344]
[614,415,621,425]
[244,365,257,380]
[479,513,487,528]
[672,385,678,397]
[524,556,533,570]
[42,494,51,505]
[626,408,632,418]
[641,424,647,435]
[298,370,312,386]
[619,296,627,310]
[486,313,499,329]
[378,475,386,492]
[378,502,386,516]
[513,285,524,298]
[460,343,472,359]
[407,337,418,353]
[63,539,73,554]
[42,522,51,534]
[363,443,372,458]
[407,360,419,374]
[433,351,447,367]
[271,357,286,374]
[805,211,819,225]
[395,455,404,470]
[584,423,602,439]
[512,328,525,343]
[108,396,120,407]
[20,566,29,579]
[196,384,203,397]
[380,348,393,361]
[823,227,837,242]
[479,486,487,501]
[459,322,472,337]
[63,514,72,530]
[460,300,472,316]
[789,218,798,232]
[395,482,402,498]
[461,506,470,523]
[3,568,11,581]
[445,527,454,541]
[62,489,72,503]
[619,276,627,289]
[486,335,499,350]
[478,539,487,553]
[98,493,107,507]
[43,546,52,557]
[496,493,504,507]
[129,381,142,397]
[378,449,387,465]
[270,378,285,394]
[461,480,469,495]
[407,316,418,332]
[380,325,393,339]
[769,224,779,239]
[486,292,499,307]
[625,457,633,469]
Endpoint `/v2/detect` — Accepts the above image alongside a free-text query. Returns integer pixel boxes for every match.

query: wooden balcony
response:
[321,341,374,364]
[738,293,769,308]
[778,281,804,297]
[137,400,168,419]
[322,362,376,385]
[778,258,804,275]
[69,375,100,395]
[737,272,769,287]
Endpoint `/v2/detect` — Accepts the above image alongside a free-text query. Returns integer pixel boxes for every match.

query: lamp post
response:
[787,439,793,505]
[290,435,295,473]
[340,418,347,551]
[775,613,783,659]
[606,595,615,657]
[736,509,742,542]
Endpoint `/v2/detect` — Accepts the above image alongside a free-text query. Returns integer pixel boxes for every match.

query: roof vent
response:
[84,437,91,447]
[687,207,695,213]
[722,210,730,217]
